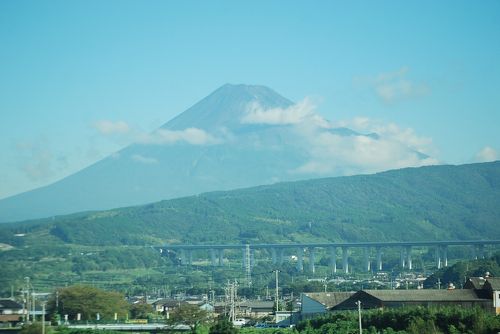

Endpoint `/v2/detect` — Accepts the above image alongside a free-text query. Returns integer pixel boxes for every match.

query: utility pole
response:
[226,281,237,322]
[24,277,30,323]
[355,300,362,334]
[275,270,279,321]
[245,244,252,288]
[32,288,36,323]
[42,302,46,334]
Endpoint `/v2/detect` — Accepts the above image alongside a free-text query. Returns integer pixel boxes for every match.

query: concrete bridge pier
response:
[309,247,316,274]
[436,246,441,269]
[278,249,285,265]
[187,250,193,266]
[342,247,349,273]
[363,247,371,272]
[441,245,448,267]
[471,245,477,260]
[376,247,383,271]
[210,249,217,266]
[271,248,277,265]
[180,249,187,265]
[477,244,485,259]
[405,246,412,270]
[218,249,224,266]
[242,248,247,268]
[400,247,406,269]
[330,247,337,273]
[296,247,303,272]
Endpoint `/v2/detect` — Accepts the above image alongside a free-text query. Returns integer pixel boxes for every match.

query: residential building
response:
[300,292,355,319]
[0,299,23,324]
[331,289,492,312]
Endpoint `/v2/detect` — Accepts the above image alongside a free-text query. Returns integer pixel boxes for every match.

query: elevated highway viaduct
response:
[158,240,500,273]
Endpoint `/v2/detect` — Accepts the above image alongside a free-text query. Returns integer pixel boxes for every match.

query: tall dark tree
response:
[168,303,208,333]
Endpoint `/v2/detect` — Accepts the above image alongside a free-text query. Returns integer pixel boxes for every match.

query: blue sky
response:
[1,0,499,199]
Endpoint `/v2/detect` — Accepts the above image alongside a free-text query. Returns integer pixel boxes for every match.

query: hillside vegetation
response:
[2,161,499,247]
[0,161,499,295]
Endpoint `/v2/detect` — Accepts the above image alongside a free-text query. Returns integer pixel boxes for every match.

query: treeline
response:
[296,307,500,334]
[71,248,165,273]
[424,253,500,288]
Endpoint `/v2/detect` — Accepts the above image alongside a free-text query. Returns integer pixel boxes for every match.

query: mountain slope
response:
[0,84,435,223]
[3,161,498,246]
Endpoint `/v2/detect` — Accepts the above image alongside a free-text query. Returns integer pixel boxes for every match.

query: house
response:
[482,277,500,292]
[331,289,492,312]
[463,276,500,314]
[464,277,486,289]
[199,302,215,313]
[239,301,274,318]
[213,300,274,319]
[0,299,23,324]
[481,277,500,315]
[300,292,355,319]
[151,299,188,319]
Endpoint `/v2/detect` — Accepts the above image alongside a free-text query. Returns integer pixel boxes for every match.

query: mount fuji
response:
[0,84,434,222]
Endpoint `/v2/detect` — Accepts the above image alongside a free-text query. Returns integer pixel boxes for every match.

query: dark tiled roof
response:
[361,289,487,302]
[304,292,355,308]
[240,301,274,309]
[484,277,500,290]
[152,299,188,308]
[0,299,22,310]
[464,277,486,289]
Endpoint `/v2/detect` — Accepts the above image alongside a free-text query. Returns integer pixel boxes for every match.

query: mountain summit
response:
[163,84,293,131]
[0,84,435,222]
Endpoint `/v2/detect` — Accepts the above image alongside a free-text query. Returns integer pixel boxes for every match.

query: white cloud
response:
[93,120,131,135]
[293,131,438,175]
[358,67,430,103]
[339,118,437,157]
[131,154,158,164]
[92,118,225,147]
[291,115,439,175]
[240,97,439,176]
[139,128,221,146]
[475,146,498,162]
[14,138,60,182]
[241,98,329,127]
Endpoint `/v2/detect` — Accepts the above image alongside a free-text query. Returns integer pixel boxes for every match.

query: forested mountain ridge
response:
[1,161,499,247]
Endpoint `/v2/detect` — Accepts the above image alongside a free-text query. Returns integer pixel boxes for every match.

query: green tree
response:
[209,317,238,334]
[169,303,209,333]
[129,303,154,319]
[48,285,129,321]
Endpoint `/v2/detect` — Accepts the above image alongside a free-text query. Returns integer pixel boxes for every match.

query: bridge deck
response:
[159,240,500,250]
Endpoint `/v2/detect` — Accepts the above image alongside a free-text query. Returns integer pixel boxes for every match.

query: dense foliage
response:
[296,307,500,334]
[424,253,500,288]
[210,317,238,334]
[47,285,129,321]
[168,303,209,333]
